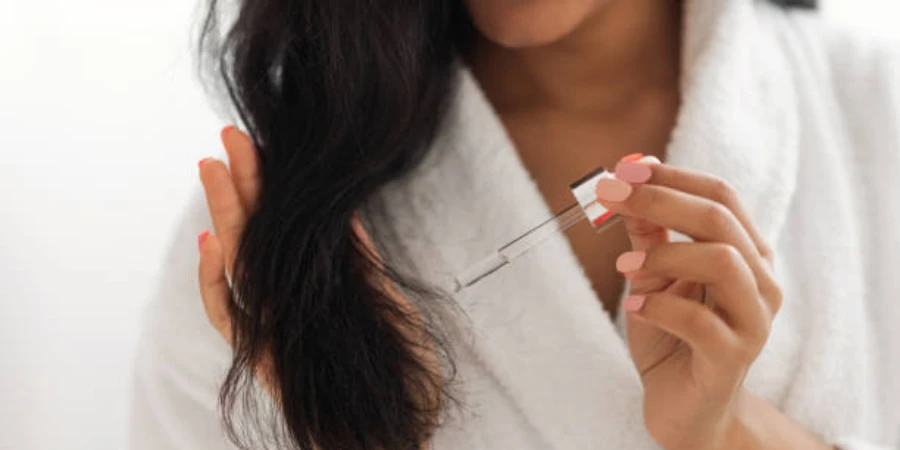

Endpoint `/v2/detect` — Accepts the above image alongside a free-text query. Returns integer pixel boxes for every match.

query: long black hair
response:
[197,0,815,449]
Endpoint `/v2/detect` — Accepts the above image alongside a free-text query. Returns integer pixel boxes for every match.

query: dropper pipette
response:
[450,153,658,293]
[452,203,622,292]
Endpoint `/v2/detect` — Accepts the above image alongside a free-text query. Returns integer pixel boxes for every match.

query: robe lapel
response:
[382,69,654,449]
[668,0,799,246]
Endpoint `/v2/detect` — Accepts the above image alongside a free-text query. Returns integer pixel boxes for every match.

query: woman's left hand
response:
[596,161,831,450]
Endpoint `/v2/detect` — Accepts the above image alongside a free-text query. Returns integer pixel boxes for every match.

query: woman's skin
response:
[197,0,836,448]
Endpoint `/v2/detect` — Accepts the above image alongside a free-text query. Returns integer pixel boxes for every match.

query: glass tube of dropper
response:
[452,203,623,292]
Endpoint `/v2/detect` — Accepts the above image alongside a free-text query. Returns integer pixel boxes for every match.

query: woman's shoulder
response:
[815,20,900,104]
[819,22,900,83]
[762,6,900,115]
[758,5,900,159]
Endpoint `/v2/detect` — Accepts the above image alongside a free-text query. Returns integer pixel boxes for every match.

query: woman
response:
[130,0,899,449]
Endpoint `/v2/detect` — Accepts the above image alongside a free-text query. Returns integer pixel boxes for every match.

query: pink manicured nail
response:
[616,251,647,273]
[615,161,652,183]
[220,125,235,145]
[595,178,633,202]
[198,157,212,168]
[198,230,210,249]
[623,295,646,312]
[621,153,644,163]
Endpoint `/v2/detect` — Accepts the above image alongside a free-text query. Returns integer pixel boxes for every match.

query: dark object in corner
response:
[772,0,818,9]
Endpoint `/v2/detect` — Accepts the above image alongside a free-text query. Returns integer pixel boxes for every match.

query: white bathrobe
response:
[129,1,900,449]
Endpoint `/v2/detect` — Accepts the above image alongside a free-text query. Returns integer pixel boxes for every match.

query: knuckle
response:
[639,185,664,210]
[216,313,232,331]
[730,343,759,365]
[205,310,218,327]
[756,264,784,315]
[200,160,226,185]
[751,308,774,343]
[758,317,773,342]
[223,220,246,240]
[208,306,231,331]
[758,242,776,262]
[211,196,243,219]
[741,308,773,356]
[711,244,745,278]
[767,283,784,315]
[639,294,662,318]
[709,178,738,206]
[701,203,733,235]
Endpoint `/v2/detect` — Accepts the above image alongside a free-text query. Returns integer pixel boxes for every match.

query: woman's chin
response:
[465,0,605,49]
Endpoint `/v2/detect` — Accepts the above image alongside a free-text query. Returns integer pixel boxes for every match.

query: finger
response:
[199,158,247,275]
[622,216,668,251]
[600,177,781,314]
[618,163,782,314]
[599,179,766,276]
[623,291,738,361]
[599,181,756,257]
[617,243,769,337]
[198,231,233,344]
[621,162,773,261]
[220,126,261,213]
[621,217,673,294]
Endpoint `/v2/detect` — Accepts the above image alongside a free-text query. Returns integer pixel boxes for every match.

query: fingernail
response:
[198,230,210,249]
[595,178,633,202]
[615,161,653,183]
[198,157,212,168]
[220,125,235,144]
[621,153,644,163]
[616,251,647,273]
[623,295,646,312]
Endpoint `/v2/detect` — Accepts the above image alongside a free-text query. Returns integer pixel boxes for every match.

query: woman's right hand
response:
[196,126,438,404]
[196,125,272,387]
[607,161,831,450]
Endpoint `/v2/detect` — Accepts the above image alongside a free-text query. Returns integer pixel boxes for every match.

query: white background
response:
[0,1,897,449]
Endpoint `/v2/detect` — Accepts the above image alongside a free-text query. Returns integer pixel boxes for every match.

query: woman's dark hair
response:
[199,1,470,449]
[198,0,815,449]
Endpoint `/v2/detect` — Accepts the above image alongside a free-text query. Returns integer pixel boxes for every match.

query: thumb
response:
[623,216,668,253]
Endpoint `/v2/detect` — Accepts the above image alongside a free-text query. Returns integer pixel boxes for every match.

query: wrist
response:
[723,392,764,450]
[724,391,833,450]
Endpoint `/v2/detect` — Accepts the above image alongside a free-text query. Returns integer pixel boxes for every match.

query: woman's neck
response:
[469,0,682,115]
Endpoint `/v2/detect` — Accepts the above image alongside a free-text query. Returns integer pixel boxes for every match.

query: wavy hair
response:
[197,0,815,449]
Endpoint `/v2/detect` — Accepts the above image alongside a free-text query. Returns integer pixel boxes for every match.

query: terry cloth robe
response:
[129,1,900,449]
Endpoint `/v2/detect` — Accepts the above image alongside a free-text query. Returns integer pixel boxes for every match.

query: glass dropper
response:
[451,202,623,293]
[451,153,657,293]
